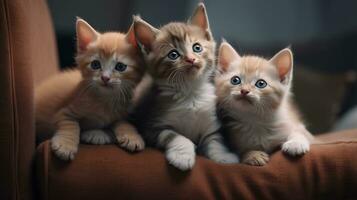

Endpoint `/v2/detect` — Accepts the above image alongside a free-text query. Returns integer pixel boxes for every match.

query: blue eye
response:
[90,60,101,70]
[192,43,203,53]
[115,62,127,72]
[231,76,241,85]
[255,79,267,88]
[167,50,180,60]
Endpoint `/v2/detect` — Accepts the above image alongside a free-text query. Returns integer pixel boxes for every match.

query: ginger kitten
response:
[133,3,238,171]
[38,18,146,160]
[215,41,313,166]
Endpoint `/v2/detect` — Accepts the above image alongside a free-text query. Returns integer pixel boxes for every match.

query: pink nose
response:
[101,76,110,84]
[185,57,195,64]
[241,89,250,95]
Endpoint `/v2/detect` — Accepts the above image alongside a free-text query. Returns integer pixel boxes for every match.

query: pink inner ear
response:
[135,24,154,50]
[277,56,291,80]
[127,29,137,48]
[78,34,93,52]
[192,11,208,31]
[279,65,289,77]
[219,57,230,72]
[279,66,289,81]
[219,43,240,72]
[196,15,207,29]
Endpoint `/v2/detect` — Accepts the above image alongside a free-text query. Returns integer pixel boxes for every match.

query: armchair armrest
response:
[0,0,59,199]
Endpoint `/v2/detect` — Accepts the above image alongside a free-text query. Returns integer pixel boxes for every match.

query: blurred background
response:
[47,0,357,134]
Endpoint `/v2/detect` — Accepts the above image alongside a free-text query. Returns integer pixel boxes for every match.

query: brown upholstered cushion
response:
[36,130,357,200]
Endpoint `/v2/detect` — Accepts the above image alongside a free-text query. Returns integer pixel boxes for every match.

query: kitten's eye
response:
[115,62,127,72]
[192,43,203,53]
[167,50,180,60]
[90,60,101,70]
[255,79,267,88]
[230,76,241,85]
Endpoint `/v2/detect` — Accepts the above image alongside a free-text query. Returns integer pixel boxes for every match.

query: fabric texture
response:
[0,0,59,199]
[36,130,357,200]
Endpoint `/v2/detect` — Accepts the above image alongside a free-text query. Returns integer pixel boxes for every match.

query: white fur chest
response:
[228,115,286,153]
[157,83,220,142]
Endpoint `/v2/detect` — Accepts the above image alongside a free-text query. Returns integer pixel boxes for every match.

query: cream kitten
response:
[132,3,238,171]
[215,41,314,166]
[37,18,146,160]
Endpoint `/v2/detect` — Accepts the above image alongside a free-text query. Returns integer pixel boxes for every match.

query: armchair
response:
[1,0,356,199]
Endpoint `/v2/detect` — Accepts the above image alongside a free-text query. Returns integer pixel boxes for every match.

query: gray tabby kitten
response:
[132,3,238,170]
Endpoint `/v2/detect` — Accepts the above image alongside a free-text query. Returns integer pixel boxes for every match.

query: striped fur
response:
[133,3,238,171]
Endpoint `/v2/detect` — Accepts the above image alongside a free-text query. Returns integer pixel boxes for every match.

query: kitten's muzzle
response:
[233,93,254,104]
[185,57,196,65]
[100,75,115,87]
[183,63,202,72]
[101,75,110,84]
[241,89,250,96]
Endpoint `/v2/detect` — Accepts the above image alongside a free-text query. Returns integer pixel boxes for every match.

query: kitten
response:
[35,69,82,136]
[37,18,146,160]
[132,3,238,171]
[215,41,314,166]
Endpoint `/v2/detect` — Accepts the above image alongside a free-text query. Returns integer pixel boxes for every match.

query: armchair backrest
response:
[0,0,59,199]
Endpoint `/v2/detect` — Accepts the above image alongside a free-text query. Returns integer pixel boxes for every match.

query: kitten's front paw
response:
[51,134,78,161]
[81,129,113,145]
[282,139,310,156]
[116,133,145,152]
[166,137,196,171]
[242,151,269,166]
[210,152,239,164]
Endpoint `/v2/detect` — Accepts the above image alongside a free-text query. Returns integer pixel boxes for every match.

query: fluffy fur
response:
[215,41,313,166]
[133,3,238,171]
[36,18,146,160]
[35,69,82,135]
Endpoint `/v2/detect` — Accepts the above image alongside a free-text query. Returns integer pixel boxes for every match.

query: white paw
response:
[81,129,113,145]
[210,152,239,164]
[166,137,196,171]
[51,134,78,161]
[282,139,310,156]
[116,133,145,152]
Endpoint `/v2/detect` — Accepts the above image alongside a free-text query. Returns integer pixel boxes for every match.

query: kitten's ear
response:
[133,16,159,52]
[76,18,99,52]
[125,22,137,48]
[269,48,293,84]
[218,41,241,72]
[188,3,212,40]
